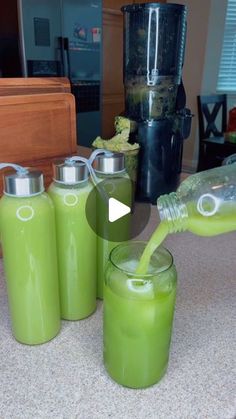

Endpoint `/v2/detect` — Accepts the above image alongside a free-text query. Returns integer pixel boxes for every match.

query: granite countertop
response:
[0,207,235,419]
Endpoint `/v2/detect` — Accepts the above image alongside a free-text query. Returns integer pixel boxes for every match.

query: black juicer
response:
[121,3,192,204]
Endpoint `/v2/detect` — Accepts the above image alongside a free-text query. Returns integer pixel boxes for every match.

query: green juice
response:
[137,201,236,275]
[136,222,168,275]
[103,243,177,388]
[0,193,60,344]
[97,236,119,299]
[96,174,131,299]
[48,181,97,320]
[104,165,236,387]
[186,202,236,236]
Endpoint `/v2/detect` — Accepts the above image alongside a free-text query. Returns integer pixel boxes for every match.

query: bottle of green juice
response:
[48,158,97,320]
[92,152,132,299]
[0,165,60,344]
[157,163,236,235]
[137,164,236,274]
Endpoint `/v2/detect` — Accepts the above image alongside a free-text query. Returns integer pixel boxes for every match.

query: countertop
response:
[0,206,235,419]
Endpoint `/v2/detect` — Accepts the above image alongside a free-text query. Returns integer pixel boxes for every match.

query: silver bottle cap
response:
[53,159,89,184]
[93,152,125,174]
[4,169,44,196]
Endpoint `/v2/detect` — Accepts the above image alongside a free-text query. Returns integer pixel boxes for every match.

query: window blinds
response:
[217,0,236,92]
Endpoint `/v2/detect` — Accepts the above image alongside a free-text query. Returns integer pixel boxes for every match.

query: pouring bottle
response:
[0,164,60,344]
[157,164,236,235]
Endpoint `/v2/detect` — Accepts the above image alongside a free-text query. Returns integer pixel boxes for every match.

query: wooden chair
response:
[0,77,71,96]
[0,92,77,195]
[196,94,236,171]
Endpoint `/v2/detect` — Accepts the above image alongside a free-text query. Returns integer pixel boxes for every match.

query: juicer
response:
[122,2,192,203]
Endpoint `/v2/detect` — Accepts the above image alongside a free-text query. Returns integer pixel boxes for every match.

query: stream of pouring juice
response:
[136,221,168,275]
[136,201,236,275]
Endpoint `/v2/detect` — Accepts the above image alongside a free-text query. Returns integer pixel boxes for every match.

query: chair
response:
[197,94,228,171]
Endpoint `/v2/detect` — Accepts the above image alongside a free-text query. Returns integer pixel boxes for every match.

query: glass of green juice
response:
[103,241,177,389]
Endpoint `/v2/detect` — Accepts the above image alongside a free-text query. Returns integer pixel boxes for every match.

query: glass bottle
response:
[0,168,60,344]
[92,152,132,299]
[48,159,97,320]
[157,164,236,235]
[104,241,177,388]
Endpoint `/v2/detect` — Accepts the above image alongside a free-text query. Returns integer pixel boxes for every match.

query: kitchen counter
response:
[0,207,235,419]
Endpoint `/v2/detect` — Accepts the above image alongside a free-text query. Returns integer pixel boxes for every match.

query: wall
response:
[168,0,234,171]
[200,0,229,161]
[167,0,212,171]
[202,0,236,111]
[202,0,227,94]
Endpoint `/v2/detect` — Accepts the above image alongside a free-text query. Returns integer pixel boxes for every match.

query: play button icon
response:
[108,198,131,223]
[85,177,151,241]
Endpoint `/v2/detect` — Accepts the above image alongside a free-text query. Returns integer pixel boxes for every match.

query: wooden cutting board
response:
[0,77,71,96]
[0,92,77,194]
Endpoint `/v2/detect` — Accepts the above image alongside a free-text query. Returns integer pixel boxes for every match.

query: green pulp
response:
[48,181,97,320]
[0,193,60,344]
[104,257,177,388]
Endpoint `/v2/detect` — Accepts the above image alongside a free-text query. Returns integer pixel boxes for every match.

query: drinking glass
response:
[103,241,177,388]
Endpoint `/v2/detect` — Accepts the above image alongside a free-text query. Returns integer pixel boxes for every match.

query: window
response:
[217,0,236,92]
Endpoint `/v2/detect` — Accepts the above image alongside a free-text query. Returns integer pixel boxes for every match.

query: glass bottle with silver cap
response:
[92,152,132,299]
[0,167,60,344]
[48,158,97,320]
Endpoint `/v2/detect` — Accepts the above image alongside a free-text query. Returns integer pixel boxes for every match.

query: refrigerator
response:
[18,0,102,147]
